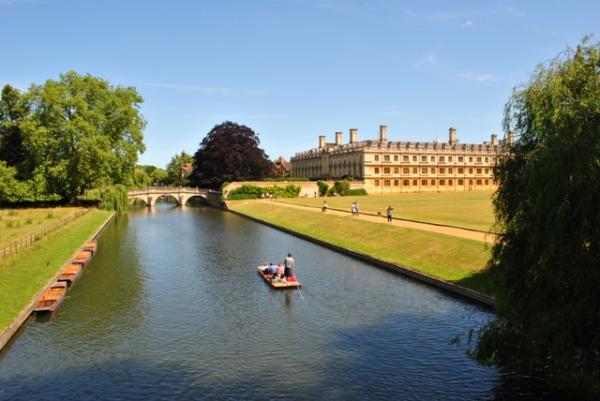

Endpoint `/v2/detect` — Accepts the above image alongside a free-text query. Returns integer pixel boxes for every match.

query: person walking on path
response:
[351,202,357,216]
[386,205,393,223]
[322,200,328,212]
[284,253,295,279]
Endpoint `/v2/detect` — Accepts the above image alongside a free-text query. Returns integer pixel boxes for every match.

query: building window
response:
[448,179,453,185]
[469,168,473,174]
[403,155,409,162]
[485,168,489,174]
[485,179,489,185]
[375,155,380,161]
[413,179,417,186]
[384,167,390,174]
[476,157,482,163]
[422,180,427,186]
[449,156,453,162]
[384,155,390,162]
[412,167,417,174]
[477,168,482,174]
[439,156,445,162]
[394,167,399,174]
[449,167,453,173]
[394,179,399,186]
[375,179,380,186]
[403,167,409,174]
[412,155,417,161]
[458,168,464,174]
[430,156,435,162]
[469,179,473,185]
[469,157,473,162]
[458,179,464,186]
[431,167,435,173]
[477,179,482,185]
[375,167,380,173]
[440,167,445,174]
[394,155,398,161]
[403,180,409,186]
[440,179,445,185]
[458,156,464,162]
[421,155,427,162]
[431,179,435,186]
[485,157,489,163]
[421,168,427,174]
[384,180,391,186]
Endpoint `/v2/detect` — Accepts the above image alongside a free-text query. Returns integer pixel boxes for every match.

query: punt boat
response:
[58,263,83,286]
[257,266,302,289]
[34,281,67,313]
[82,241,97,254]
[73,250,93,266]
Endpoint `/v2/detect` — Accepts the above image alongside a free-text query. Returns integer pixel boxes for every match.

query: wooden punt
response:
[82,241,97,254]
[257,266,302,289]
[34,281,67,313]
[58,263,83,285]
[73,250,93,266]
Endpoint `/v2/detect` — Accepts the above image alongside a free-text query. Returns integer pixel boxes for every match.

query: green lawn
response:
[0,207,87,249]
[278,191,496,232]
[228,201,496,296]
[0,209,113,333]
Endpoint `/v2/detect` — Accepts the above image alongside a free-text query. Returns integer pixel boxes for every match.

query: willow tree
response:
[474,38,600,395]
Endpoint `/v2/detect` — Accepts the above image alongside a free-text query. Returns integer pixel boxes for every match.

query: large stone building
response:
[290,125,512,193]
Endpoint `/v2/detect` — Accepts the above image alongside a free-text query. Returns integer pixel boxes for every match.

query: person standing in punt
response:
[284,253,295,280]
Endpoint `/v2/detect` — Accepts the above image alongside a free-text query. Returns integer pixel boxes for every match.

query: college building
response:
[290,125,512,193]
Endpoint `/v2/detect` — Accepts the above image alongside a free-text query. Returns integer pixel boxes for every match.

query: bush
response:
[333,180,350,196]
[346,188,368,196]
[316,180,328,196]
[226,184,301,199]
[81,185,128,213]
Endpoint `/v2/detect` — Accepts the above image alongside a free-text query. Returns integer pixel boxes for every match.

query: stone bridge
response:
[128,187,222,208]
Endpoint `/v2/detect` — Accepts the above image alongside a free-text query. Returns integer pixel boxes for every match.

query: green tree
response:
[0,85,29,178]
[191,121,272,189]
[474,38,600,396]
[166,151,193,186]
[19,71,146,200]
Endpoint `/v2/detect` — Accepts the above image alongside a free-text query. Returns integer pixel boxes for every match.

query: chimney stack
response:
[335,131,343,145]
[507,131,515,145]
[319,135,326,149]
[349,128,358,143]
[491,133,498,146]
[379,125,388,142]
[448,127,457,145]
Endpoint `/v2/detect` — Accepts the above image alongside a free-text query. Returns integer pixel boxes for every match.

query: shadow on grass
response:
[454,266,500,297]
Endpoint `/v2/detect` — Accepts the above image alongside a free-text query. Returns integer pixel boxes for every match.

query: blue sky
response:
[1,0,598,167]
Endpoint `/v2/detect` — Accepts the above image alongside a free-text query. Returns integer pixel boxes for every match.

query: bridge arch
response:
[127,187,219,208]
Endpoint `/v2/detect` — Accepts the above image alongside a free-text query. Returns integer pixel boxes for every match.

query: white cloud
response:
[463,20,475,27]
[138,82,266,97]
[460,71,499,82]
[413,51,438,68]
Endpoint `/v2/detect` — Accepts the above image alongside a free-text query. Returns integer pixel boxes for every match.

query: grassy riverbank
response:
[228,200,496,296]
[0,209,112,333]
[278,191,495,232]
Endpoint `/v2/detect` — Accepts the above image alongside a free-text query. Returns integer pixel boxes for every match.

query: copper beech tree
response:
[191,121,273,189]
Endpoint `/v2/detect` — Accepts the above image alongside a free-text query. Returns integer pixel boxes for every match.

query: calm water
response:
[0,204,532,400]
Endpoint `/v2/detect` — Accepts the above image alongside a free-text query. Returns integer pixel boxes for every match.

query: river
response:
[0,204,531,400]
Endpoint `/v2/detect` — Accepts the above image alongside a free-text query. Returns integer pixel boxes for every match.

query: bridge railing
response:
[127,187,221,196]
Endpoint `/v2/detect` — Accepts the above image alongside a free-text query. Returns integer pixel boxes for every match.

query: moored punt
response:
[34,281,67,313]
[73,250,93,266]
[82,241,97,254]
[58,263,83,285]
[257,266,302,289]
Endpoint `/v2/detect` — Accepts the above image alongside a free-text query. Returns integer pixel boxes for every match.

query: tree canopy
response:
[191,121,273,189]
[474,37,600,396]
[0,71,146,202]
[166,151,193,186]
